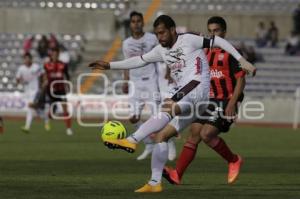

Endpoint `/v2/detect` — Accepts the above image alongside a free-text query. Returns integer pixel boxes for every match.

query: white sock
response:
[168,138,177,161]
[127,112,172,143]
[149,142,169,186]
[145,143,154,152]
[43,110,49,124]
[25,108,34,129]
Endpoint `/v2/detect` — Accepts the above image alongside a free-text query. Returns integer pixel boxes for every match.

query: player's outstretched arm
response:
[88,56,147,70]
[191,34,256,76]
[213,36,257,76]
[89,46,163,71]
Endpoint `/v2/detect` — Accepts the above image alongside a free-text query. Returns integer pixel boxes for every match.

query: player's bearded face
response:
[155,24,174,48]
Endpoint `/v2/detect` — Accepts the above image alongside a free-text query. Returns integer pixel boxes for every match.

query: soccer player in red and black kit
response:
[0,116,4,134]
[43,48,73,135]
[162,16,246,185]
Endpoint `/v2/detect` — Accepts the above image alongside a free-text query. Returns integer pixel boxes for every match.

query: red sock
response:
[176,141,198,179]
[0,118,3,134]
[64,112,71,129]
[210,137,238,163]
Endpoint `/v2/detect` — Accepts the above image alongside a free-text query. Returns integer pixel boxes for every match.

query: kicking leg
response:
[104,99,182,153]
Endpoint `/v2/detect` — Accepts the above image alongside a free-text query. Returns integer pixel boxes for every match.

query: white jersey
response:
[143,33,210,90]
[16,63,44,92]
[111,33,243,97]
[122,32,157,80]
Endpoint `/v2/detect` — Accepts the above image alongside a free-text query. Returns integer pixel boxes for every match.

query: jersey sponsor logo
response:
[195,56,202,74]
[169,60,185,71]
[49,72,63,78]
[210,69,224,79]
[218,53,224,61]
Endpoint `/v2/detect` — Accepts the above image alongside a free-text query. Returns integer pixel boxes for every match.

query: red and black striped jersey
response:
[44,61,69,92]
[206,48,245,100]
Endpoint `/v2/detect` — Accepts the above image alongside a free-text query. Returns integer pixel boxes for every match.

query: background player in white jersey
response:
[89,15,256,192]
[16,52,49,133]
[122,11,176,161]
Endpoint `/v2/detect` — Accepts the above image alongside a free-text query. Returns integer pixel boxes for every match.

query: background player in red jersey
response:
[163,16,246,185]
[43,48,73,135]
[0,116,3,134]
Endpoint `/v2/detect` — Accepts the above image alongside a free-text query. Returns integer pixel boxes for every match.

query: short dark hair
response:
[153,15,176,29]
[23,52,32,59]
[130,11,143,20]
[207,16,227,31]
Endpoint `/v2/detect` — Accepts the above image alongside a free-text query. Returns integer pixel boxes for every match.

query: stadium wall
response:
[0,8,115,40]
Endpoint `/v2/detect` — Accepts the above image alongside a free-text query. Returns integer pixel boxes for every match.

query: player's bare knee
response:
[188,124,202,144]
[161,101,173,111]
[200,129,213,143]
[161,99,180,117]
[188,132,201,144]
[154,133,169,143]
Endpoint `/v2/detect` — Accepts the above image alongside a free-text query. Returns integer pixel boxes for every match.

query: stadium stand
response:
[0,32,85,92]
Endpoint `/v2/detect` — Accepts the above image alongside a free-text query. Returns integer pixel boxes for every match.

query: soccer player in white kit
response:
[16,52,49,133]
[89,15,256,192]
[122,11,176,161]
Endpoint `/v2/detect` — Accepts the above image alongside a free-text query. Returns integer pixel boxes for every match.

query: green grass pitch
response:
[0,119,300,199]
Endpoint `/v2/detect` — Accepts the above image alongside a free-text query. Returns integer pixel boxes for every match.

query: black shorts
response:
[195,99,238,133]
[46,90,67,103]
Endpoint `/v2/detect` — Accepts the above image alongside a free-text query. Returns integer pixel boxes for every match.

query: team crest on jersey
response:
[218,53,224,60]
[167,48,185,59]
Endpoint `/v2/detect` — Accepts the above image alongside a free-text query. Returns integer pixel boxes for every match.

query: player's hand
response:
[225,102,237,121]
[122,82,129,94]
[88,60,110,70]
[238,57,256,77]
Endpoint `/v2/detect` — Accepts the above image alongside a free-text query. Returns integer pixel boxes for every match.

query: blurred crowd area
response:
[0,32,85,92]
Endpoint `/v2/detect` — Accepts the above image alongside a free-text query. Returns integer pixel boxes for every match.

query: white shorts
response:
[24,90,39,105]
[170,80,209,114]
[167,80,210,132]
[169,115,197,133]
[129,77,160,117]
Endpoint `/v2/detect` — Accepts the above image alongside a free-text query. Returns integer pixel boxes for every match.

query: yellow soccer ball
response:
[101,121,127,141]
